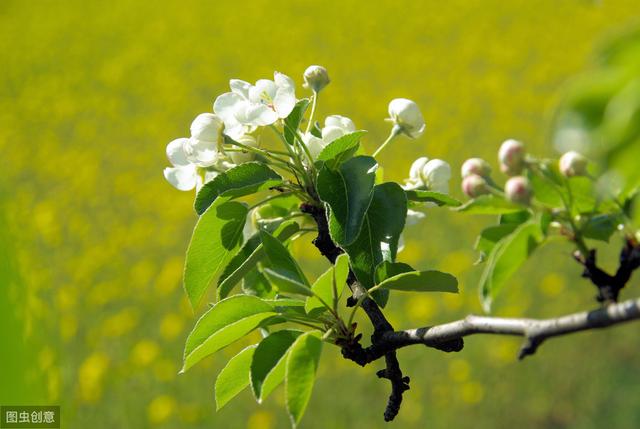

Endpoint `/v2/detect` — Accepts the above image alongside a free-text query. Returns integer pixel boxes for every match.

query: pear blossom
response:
[498,139,526,176]
[405,157,451,194]
[214,72,297,136]
[303,115,356,159]
[559,151,588,177]
[461,158,491,179]
[229,134,259,164]
[388,98,425,139]
[462,174,490,198]
[303,65,330,93]
[164,138,199,191]
[505,176,532,205]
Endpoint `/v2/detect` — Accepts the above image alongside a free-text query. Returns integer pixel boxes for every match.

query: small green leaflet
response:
[317,156,378,246]
[479,221,544,312]
[455,194,524,215]
[194,162,282,215]
[375,270,458,293]
[217,220,300,299]
[316,131,367,169]
[181,295,275,372]
[184,200,248,309]
[260,230,311,295]
[405,190,462,207]
[286,331,323,427]
[215,345,257,410]
[251,330,302,402]
[284,99,310,146]
[305,254,349,314]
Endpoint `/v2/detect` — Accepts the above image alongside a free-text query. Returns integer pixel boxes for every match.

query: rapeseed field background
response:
[1,1,639,427]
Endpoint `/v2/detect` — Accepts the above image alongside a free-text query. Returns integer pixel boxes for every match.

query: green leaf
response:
[405,190,462,207]
[455,195,524,215]
[479,221,544,312]
[528,168,565,208]
[582,213,622,242]
[260,230,309,285]
[218,220,300,299]
[568,177,597,214]
[263,269,314,297]
[376,270,458,293]
[475,224,519,260]
[182,295,275,372]
[184,200,248,309]
[317,156,378,245]
[242,268,276,299]
[305,254,349,314]
[316,131,367,169]
[194,162,282,215]
[284,99,310,146]
[374,261,414,283]
[251,330,303,401]
[344,183,407,291]
[215,345,257,410]
[499,210,532,225]
[285,331,323,427]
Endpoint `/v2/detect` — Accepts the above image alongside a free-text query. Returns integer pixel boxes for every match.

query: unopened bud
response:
[559,151,588,177]
[498,139,525,176]
[229,134,258,164]
[303,65,330,93]
[388,98,426,139]
[462,174,490,198]
[505,176,532,205]
[461,158,491,178]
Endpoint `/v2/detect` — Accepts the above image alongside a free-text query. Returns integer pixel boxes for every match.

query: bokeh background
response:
[2,1,640,428]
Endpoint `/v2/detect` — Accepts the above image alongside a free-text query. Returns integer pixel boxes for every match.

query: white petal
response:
[249,79,277,103]
[234,103,278,126]
[409,157,429,180]
[164,165,198,191]
[304,133,326,159]
[190,113,222,142]
[273,72,296,118]
[422,159,451,185]
[184,138,219,167]
[229,79,252,98]
[166,138,190,167]
[321,125,346,143]
[406,209,426,226]
[325,115,356,132]
[214,92,244,123]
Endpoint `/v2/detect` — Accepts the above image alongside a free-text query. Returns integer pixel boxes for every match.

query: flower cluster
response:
[460,139,591,205]
[164,66,431,192]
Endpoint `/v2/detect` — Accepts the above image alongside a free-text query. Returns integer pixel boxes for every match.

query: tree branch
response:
[344,297,640,362]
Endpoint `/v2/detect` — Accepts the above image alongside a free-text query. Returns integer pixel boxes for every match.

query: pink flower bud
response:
[461,158,491,178]
[498,139,525,176]
[559,151,588,177]
[505,176,532,205]
[462,174,490,198]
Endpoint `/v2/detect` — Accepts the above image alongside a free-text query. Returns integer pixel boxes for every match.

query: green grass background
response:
[1,0,640,428]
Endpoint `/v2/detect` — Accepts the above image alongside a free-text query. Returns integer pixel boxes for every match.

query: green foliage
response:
[405,189,462,207]
[455,195,524,214]
[214,345,257,410]
[305,254,349,314]
[284,100,310,146]
[375,270,458,293]
[182,295,276,372]
[316,131,366,169]
[184,200,248,308]
[251,330,303,402]
[285,331,323,427]
[194,162,282,215]
[317,156,378,245]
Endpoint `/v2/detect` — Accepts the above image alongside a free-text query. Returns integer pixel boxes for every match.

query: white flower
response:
[498,139,526,176]
[406,209,426,226]
[163,138,200,191]
[505,176,532,205]
[559,151,588,177]
[229,134,259,164]
[405,157,451,193]
[303,65,330,93]
[182,113,224,167]
[388,98,425,139]
[303,115,356,160]
[461,158,491,178]
[214,72,296,135]
[462,174,490,198]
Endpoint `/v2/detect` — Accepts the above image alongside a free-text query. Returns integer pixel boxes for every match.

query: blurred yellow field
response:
[1,1,640,428]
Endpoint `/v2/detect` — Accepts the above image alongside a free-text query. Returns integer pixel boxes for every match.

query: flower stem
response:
[305,92,318,134]
[372,125,402,158]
